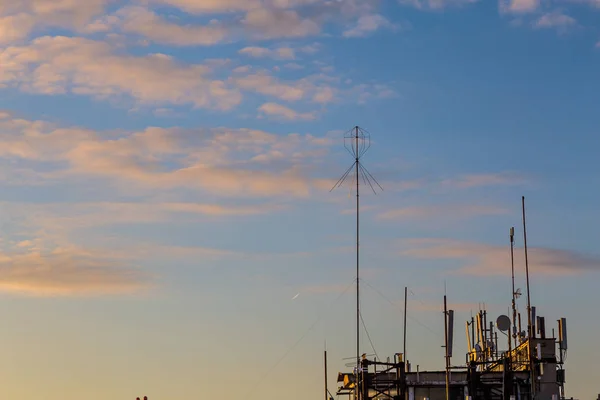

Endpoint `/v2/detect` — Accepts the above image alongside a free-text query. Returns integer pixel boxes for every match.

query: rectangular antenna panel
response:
[531,306,536,338]
[538,316,546,339]
[559,318,568,350]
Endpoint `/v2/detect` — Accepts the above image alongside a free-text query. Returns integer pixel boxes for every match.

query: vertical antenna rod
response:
[330,126,382,400]
[522,196,534,397]
[403,286,408,366]
[443,294,450,400]
[510,226,516,353]
[355,127,360,390]
[522,197,532,340]
[324,350,329,400]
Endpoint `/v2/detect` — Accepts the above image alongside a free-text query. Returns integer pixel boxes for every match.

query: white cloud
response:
[0,36,242,110]
[343,14,397,38]
[0,0,108,43]
[0,113,334,198]
[0,13,36,44]
[233,70,338,104]
[499,0,540,13]
[243,8,320,39]
[534,11,576,31]
[114,6,231,46]
[351,83,397,104]
[239,46,296,59]
[258,102,316,120]
[284,63,305,70]
[147,0,260,14]
[399,0,479,10]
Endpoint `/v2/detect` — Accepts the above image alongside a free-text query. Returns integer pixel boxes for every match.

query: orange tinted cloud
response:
[0,114,333,198]
[0,36,242,109]
[0,0,108,43]
[0,242,152,297]
[258,102,316,121]
[400,238,600,277]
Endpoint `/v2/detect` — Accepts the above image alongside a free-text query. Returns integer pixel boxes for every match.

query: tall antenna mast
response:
[510,226,516,351]
[522,197,532,340]
[331,126,382,400]
[403,286,408,366]
[521,196,534,397]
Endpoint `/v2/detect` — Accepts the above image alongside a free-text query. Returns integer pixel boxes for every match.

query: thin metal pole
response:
[483,309,488,362]
[403,286,408,365]
[444,295,450,400]
[324,350,329,400]
[471,316,475,355]
[522,196,534,398]
[510,226,516,354]
[355,126,360,400]
[522,197,532,339]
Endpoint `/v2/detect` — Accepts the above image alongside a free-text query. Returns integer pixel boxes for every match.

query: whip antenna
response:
[330,126,382,400]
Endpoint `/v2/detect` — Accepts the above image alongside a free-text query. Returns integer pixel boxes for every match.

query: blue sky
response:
[0,0,599,399]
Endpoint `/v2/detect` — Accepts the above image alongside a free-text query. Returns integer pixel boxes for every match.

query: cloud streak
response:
[0,240,152,297]
[0,113,334,198]
[343,14,398,38]
[377,204,508,221]
[534,11,576,31]
[441,172,527,188]
[400,238,600,277]
[258,102,316,121]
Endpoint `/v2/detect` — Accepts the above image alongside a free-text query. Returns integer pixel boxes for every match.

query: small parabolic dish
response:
[496,315,511,332]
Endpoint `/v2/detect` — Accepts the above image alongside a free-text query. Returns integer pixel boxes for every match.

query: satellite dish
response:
[496,315,511,332]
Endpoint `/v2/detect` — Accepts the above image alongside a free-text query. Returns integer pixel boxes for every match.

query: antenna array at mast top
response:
[331,126,382,195]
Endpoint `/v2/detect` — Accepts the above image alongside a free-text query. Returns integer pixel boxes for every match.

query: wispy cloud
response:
[233,70,338,104]
[258,102,316,121]
[411,300,501,313]
[499,0,540,13]
[343,14,398,38]
[0,36,242,110]
[1,201,281,232]
[534,11,577,32]
[243,8,321,39]
[0,0,107,44]
[400,238,600,277]
[239,46,296,60]
[441,172,527,188]
[398,0,479,10]
[0,240,152,297]
[377,204,508,221]
[0,113,334,198]
[113,6,231,46]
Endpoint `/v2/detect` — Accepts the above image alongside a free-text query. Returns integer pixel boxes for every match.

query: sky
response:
[0,0,599,399]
